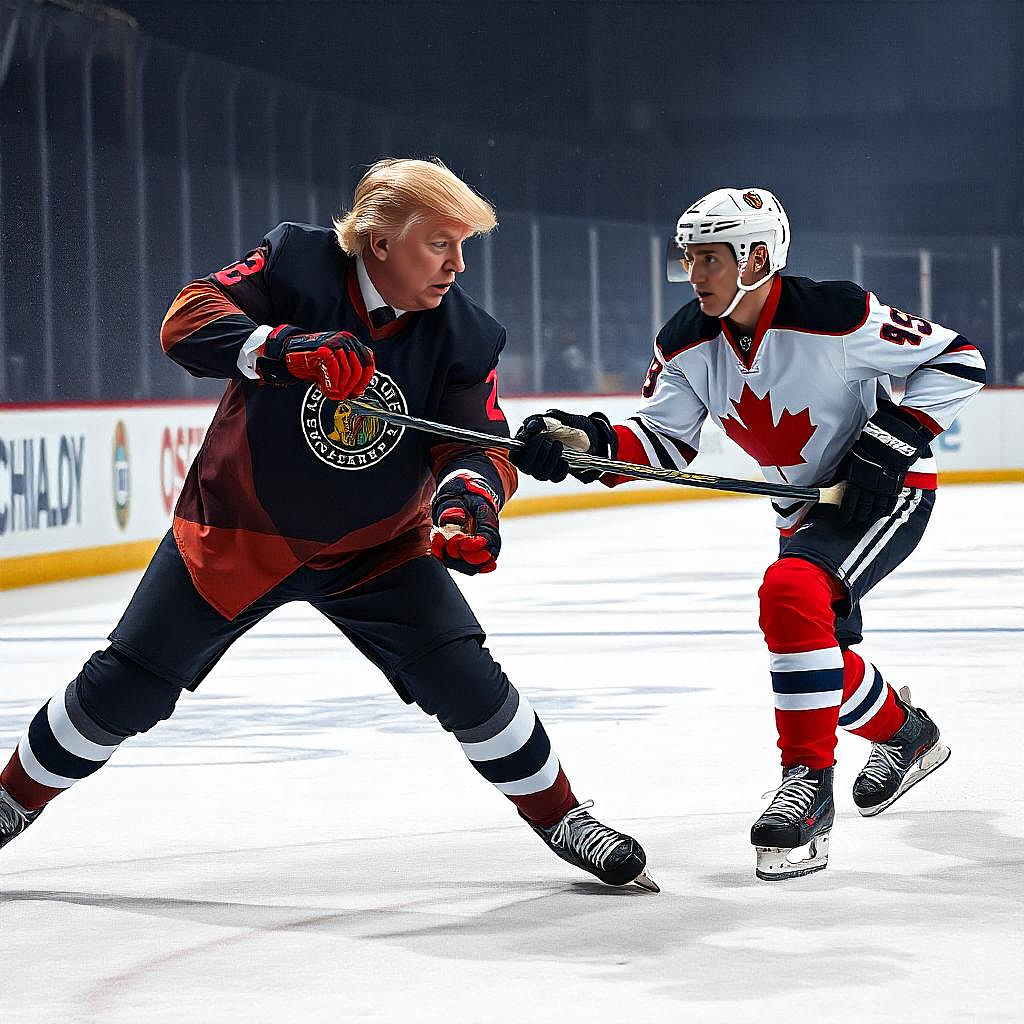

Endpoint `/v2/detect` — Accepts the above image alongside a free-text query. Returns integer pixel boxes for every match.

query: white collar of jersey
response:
[356,255,407,321]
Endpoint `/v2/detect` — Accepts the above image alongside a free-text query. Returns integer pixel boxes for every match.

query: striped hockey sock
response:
[453,686,576,828]
[0,683,126,811]
[759,558,846,769]
[838,649,906,742]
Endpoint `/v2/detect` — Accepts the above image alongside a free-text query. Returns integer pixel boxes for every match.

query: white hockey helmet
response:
[667,187,790,316]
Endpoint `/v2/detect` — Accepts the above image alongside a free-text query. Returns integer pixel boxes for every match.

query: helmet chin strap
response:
[721,256,772,318]
[721,283,745,318]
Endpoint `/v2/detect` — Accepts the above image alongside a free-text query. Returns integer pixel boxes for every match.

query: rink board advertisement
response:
[1,389,1021,588]
[0,402,214,586]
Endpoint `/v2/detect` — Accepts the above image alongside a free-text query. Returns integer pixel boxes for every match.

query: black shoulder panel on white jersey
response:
[656,298,721,360]
[773,277,870,336]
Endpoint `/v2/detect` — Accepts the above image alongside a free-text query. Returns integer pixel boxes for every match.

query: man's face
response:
[367,217,473,311]
[682,243,740,317]
[680,241,770,317]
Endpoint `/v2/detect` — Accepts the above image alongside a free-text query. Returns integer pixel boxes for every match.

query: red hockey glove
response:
[510,409,617,483]
[430,472,502,575]
[255,325,375,401]
[839,404,933,525]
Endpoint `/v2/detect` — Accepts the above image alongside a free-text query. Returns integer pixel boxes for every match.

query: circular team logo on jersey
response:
[300,371,407,470]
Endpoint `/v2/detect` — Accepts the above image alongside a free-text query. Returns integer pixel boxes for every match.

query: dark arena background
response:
[1,3,1022,1022]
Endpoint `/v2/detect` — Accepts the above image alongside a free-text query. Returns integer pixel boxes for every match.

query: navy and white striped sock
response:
[454,685,575,827]
[1,683,126,811]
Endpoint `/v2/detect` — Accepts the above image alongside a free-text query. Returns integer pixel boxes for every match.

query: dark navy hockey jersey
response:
[160,222,516,618]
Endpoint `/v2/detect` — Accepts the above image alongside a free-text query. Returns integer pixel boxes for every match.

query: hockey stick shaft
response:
[345,399,843,505]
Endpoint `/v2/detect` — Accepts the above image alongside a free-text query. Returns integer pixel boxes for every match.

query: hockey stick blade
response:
[344,399,843,505]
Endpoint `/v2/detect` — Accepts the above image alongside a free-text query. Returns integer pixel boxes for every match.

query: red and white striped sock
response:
[759,558,846,769]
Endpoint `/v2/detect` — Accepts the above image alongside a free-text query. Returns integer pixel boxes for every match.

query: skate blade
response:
[858,742,951,818]
[754,832,830,881]
[631,869,661,894]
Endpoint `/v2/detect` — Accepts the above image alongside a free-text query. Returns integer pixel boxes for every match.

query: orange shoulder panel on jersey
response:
[160,281,245,352]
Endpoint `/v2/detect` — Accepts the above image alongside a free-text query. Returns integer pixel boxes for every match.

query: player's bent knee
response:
[758,557,839,635]
[395,637,510,733]
[75,646,184,737]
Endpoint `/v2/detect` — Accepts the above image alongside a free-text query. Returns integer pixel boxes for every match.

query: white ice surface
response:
[1,485,1022,1023]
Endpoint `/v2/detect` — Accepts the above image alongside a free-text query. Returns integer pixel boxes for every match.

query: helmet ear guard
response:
[666,187,790,315]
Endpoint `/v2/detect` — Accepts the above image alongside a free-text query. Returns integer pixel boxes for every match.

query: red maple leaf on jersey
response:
[719,383,817,473]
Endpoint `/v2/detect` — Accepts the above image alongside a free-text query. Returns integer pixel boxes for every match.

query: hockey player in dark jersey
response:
[0,158,657,893]
[511,187,985,881]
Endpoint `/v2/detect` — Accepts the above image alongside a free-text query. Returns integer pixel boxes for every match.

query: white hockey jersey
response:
[609,275,987,532]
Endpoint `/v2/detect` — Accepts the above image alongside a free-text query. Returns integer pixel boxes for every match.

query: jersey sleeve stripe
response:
[664,434,697,465]
[772,498,804,516]
[924,346,986,369]
[628,416,697,471]
[613,422,652,466]
[924,352,987,372]
[629,416,686,470]
[901,333,986,433]
[940,336,980,356]
[622,419,661,467]
[915,362,987,384]
[632,416,695,468]
[601,422,656,487]
[160,282,251,352]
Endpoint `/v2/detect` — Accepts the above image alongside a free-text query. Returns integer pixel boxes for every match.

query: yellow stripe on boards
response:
[937,468,1024,484]
[0,470,1020,590]
[0,540,160,591]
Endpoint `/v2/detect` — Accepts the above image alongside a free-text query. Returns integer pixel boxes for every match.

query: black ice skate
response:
[532,800,659,892]
[751,765,834,881]
[853,686,950,817]
[0,785,41,851]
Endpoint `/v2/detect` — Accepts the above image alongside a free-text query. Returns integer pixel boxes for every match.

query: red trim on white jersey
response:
[613,423,650,466]
[900,406,943,436]
[720,275,783,369]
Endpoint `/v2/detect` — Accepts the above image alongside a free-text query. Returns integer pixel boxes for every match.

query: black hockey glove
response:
[510,410,617,484]
[430,472,502,575]
[839,405,934,525]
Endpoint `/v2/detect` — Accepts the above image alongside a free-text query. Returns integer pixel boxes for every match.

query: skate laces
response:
[550,800,625,867]
[761,769,817,817]
[0,795,26,835]
[860,742,902,786]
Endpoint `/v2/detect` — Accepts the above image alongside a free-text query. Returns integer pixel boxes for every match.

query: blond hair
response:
[334,158,497,255]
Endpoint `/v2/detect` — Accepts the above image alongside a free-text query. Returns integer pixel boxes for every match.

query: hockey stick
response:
[344,399,844,505]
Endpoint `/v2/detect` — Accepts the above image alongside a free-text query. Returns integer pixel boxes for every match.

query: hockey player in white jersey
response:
[510,187,986,881]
